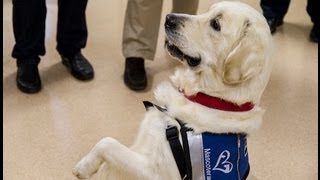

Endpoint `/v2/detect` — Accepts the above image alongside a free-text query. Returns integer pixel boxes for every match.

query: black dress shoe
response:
[124,57,147,91]
[310,25,319,43]
[16,63,41,93]
[61,52,94,80]
[266,17,283,34]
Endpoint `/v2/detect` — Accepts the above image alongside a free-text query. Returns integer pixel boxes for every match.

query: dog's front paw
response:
[73,155,101,179]
[154,81,179,105]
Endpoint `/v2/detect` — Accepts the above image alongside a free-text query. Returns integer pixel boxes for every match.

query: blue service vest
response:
[141,101,250,180]
[186,131,249,180]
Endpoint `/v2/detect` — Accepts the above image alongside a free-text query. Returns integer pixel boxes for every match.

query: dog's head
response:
[165,1,273,105]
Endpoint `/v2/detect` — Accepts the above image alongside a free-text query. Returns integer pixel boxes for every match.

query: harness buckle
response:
[166,126,179,140]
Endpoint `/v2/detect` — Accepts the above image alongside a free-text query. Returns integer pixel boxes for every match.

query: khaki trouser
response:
[122,0,199,60]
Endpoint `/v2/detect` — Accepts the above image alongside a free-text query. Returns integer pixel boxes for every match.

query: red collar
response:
[185,92,254,112]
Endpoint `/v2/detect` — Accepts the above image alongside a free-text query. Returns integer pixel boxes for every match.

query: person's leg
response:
[12,0,46,63]
[261,0,290,19]
[122,0,198,60]
[172,0,199,14]
[57,0,94,80]
[122,0,163,91]
[260,0,290,33]
[122,0,163,61]
[307,0,319,42]
[12,0,46,93]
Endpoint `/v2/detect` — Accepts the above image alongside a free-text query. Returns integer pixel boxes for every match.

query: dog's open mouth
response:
[165,39,201,67]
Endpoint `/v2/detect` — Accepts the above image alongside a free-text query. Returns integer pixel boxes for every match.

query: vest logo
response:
[204,148,212,179]
[213,150,233,173]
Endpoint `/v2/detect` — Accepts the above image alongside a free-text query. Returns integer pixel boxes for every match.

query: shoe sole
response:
[276,20,283,26]
[271,20,284,34]
[62,60,94,81]
[310,37,318,43]
[17,81,41,94]
[124,76,147,91]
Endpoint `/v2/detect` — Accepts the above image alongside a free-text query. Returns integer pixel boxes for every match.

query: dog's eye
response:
[186,57,201,67]
[210,19,221,31]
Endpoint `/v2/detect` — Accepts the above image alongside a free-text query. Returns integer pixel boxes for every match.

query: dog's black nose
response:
[165,14,178,29]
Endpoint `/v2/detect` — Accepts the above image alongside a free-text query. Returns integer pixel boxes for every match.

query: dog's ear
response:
[222,20,263,85]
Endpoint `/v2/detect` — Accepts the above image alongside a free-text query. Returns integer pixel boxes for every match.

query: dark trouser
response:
[260,0,291,19]
[12,0,88,64]
[261,0,319,26]
[306,0,319,26]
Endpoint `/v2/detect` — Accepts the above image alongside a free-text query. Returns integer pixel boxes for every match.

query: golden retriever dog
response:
[73,1,273,180]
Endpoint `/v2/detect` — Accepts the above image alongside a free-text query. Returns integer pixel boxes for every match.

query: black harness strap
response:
[143,101,187,179]
[143,101,167,112]
[166,126,187,179]
[179,122,193,180]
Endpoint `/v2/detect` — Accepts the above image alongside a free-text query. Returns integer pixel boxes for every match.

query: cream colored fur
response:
[73,2,273,180]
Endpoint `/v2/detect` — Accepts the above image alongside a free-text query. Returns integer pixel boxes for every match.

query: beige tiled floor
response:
[3,0,318,180]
